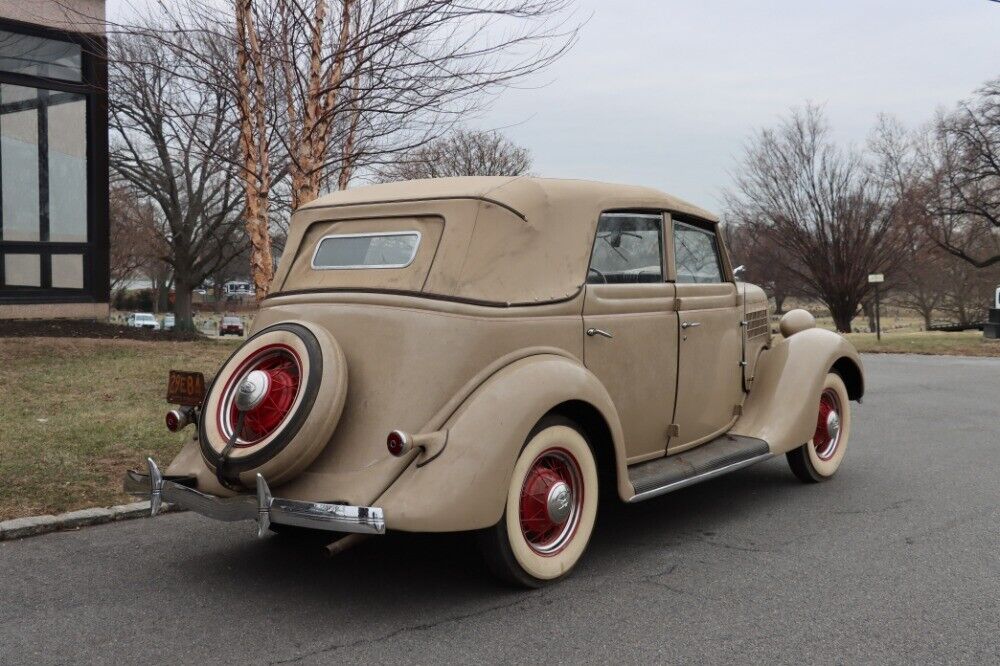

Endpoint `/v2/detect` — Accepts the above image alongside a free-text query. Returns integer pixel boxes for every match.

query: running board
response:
[627,434,772,503]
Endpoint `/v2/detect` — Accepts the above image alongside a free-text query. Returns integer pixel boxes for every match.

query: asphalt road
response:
[2,354,999,665]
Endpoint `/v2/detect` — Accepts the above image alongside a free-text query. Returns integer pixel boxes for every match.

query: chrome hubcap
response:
[826,410,841,441]
[235,369,270,412]
[519,448,584,555]
[546,481,573,525]
[813,389,842,461]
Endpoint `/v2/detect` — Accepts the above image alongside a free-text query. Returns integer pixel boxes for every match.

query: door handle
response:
[586,328,613,339]
[681,321,701,329]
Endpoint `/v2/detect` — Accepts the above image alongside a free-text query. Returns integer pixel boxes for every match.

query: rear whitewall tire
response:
[479,416,599,587]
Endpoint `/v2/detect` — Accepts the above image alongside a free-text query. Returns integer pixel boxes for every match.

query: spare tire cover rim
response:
[216,344,303,447]
[200,323,332,476]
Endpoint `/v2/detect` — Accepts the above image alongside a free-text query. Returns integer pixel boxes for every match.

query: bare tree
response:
[725,105,900,333]
[868,115,944,328]
[885,219,946,328]
[114,0,578,301]
[922,78,1000,268]
[871,106,1000,328]
[721,221,798,314]
[109,184,161,295]
[109,32,248,331]
[377,127,531,181]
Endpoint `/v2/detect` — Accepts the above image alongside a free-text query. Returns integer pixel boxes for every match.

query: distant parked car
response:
[126,312,160,331]
[163,314,176,331]
[218,316,245,336]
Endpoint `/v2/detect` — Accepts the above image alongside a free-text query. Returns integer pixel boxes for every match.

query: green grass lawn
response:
[0,337,237,520]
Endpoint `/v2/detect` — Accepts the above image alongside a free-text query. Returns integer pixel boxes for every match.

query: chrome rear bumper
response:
[123,458,386,537]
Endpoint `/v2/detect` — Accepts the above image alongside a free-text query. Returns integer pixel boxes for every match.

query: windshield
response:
[222,317,241,324]
[134,314,154,322]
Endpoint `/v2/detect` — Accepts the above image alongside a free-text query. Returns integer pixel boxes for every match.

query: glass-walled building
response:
[0,1,108,319]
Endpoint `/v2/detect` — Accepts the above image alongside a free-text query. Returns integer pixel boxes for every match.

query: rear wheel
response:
[478,416,599,588]
[787,372,851,483]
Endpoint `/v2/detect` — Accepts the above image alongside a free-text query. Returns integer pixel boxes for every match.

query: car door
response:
[583,212,679,464]
[668,218,744,453]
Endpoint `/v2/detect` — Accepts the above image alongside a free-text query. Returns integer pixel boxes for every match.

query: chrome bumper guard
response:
[123,458,386,537]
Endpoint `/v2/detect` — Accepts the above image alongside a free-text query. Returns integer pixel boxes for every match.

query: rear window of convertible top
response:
[311,232,421,270]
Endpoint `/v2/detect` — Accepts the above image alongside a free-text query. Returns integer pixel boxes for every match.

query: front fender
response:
[730,328,864,455]
[375,353,626,532]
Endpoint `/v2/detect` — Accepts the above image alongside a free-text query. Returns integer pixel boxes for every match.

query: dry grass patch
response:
[845,331,1000,357]
[0,337,237,520]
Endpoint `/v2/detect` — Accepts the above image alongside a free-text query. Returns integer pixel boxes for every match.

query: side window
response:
[587,213,663,284]
[673,220,724,284]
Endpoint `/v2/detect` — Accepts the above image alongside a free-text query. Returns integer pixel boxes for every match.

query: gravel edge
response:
[0,502,184,542]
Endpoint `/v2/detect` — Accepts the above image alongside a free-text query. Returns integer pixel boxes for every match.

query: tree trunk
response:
[829,302,855,334]
[921,309,933,331]
[862,300,876,333]
[174,277,195,332]
[773,292,786,315]
[156,277,172,313]
[235,0,274,303]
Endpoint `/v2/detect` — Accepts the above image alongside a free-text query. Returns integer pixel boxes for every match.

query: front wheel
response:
[787,371,851,483]
[478,416,599,588]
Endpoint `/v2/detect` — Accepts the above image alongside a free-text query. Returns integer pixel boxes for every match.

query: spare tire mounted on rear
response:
[199,322,348,488]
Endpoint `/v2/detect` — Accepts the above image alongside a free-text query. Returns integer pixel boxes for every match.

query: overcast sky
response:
[107,0,1000,210]
[476,0,1000,209]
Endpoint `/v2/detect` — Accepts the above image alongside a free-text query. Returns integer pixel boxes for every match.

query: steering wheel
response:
[588,267,608,284]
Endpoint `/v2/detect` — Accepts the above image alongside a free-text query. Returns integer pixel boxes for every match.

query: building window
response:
[0,29,82,82]
[0,18,106,305]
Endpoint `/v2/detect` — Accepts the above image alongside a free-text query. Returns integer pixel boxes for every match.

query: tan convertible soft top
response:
[274,177,717,305]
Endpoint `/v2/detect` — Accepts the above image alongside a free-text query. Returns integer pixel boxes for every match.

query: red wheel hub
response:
[218,345,301,446]
[519,448,583,556]
[813,389,842,461]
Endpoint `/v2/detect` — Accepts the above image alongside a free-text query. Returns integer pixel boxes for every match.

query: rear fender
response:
[375,353,627,532]
[730,328,864,455]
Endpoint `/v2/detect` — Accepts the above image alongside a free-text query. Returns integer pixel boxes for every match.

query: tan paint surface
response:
[160,177,863,533]
[582,282,678,462]
[671,282,744,450]
[729,327,864,455]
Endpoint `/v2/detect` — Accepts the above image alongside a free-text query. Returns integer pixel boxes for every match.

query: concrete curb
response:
[0,502,183,542]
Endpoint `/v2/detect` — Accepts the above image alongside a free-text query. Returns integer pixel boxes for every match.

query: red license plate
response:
[166,370,206,406]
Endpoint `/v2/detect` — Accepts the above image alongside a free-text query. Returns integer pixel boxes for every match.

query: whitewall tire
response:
[787,372,851,483]
[479,416,599,587]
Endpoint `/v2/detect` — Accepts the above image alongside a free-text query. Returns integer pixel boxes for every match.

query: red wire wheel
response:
[216,344,302,447]
[813,388,842,461]
[518,447,584,556]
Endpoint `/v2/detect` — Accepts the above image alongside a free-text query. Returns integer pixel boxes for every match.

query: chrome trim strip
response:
[123,460,386,536]
[310,230,422,270]
[627,453,774,503]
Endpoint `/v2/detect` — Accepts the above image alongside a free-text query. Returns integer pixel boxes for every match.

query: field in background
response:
[844,330,1000,356]
[788,306,1000,356]
[0,337,237,520]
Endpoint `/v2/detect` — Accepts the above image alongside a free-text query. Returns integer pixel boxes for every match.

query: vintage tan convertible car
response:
[126,177,864,587]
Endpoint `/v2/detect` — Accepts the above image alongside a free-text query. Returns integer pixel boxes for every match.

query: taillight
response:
[166,407,193,432]
[387,430,412,457]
